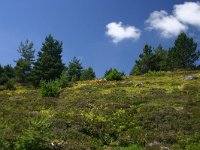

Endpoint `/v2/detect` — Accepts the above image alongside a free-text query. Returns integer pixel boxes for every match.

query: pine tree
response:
[15,40,35,83]
[168,32,199,69]
[130,44,155,75]
[104,68,125,81]
[31,35,64,87]
[154,45,168,71]
[66,57,83,82]
[80,67,96,81]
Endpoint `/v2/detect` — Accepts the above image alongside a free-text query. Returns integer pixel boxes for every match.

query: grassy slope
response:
[0,71,200,150]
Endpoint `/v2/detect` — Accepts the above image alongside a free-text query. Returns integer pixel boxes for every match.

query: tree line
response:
[131,32,199,75]
[0,35,95,88]
[0,32,199,89]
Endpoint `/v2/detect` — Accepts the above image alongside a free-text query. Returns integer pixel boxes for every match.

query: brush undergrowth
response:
[0,70,200,150]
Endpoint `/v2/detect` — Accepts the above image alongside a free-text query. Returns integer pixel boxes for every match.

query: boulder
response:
[161,146,170,150]
[135,82,144,87]
[181,75,198,80]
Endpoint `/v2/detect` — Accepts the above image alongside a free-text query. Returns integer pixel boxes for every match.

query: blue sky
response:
[0,0,200,77]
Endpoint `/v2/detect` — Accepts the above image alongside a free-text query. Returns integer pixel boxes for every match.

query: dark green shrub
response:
[40,80,61,97]
[104,68,125,81]
[144,71,165,77]
[181,83,200,95]
[5,80,15,90]
[15,118,52,150]
[58,71,69,88]
[80,67,96,81]
[0,74,9,85]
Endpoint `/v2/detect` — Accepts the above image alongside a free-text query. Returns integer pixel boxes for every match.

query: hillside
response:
[0,71,200,150]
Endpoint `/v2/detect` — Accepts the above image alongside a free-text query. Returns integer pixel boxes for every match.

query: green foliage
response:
[154,45,168,71]
[131,32,199,75]
[3,65,15,78]
[15,117,52,150]
[5,79,15,90]
[120,144,143,150]
[168,32,199,69]
[31,35,64,87]
[181,83,200,95]
[185,143,200,150]
[66,57,83,82]
[15,40,35,83]
[144,71,165,77]
[0,65,15,85]
[1,69,200,149]
[40,80,61,97]
[131,44,155,75]
[57,70,70,88]
[80,67,96,81]
[104,68,125,81]
[0,74,9,85]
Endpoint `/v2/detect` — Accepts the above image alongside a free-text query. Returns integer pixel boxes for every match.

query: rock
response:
[51,141,65,149]
[146,140,161,149]
[127,80,132,83]
[135,82,144,87]
[147,140,160,147]
[181,75,198,80]
[161,146,170,150]
[121,80,132,84]
[96,78,107,83]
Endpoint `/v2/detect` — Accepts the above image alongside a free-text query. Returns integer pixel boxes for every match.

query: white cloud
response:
[146,10,187,38]
[146,1,200,38]
[174,2,200,28]
[106,22,141,43]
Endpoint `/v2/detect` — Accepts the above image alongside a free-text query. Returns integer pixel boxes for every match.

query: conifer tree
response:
[80,67,96,81]
[31,35,64,87]
[168,32,199,69]
[130,44,155,75]
[66,57,83,82]
[15,40,35,83]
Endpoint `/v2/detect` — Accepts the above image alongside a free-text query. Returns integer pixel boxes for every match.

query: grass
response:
[0,70,200,149]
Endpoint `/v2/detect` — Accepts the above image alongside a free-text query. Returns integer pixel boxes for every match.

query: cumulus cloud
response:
[174,2,200,28]
[146,10,187,38]
[146,1,200,38]
[106,22,141,43]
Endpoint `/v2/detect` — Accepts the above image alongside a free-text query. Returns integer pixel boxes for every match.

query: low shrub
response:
[144,71,165,77]
[5,79,15,90]
[40,80,61,97]
[58,71,69,88]
[181,83,200,95]
[105,68,125,81]
[15,118,52,150]
[0,74,9,85]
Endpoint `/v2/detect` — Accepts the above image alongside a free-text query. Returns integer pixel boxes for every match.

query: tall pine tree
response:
[130,44,155,75]
[15,40,35,83]
[80,67,96,81]
[31,35,64,87]
[66,57,83,82]
[168,32,199,69]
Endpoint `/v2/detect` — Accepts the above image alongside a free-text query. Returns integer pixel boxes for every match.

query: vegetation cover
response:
[0,71,200,149]
[0,32,200,149]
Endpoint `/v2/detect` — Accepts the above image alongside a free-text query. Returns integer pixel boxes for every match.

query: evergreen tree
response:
[80,67,96,81]
[3,65,15,78]
[0,65,15,85]
[104,68,125,81]
[130,44,155,75]
[154,45,168,71]
[31,35,64,87]
[168,32,199,69]
[15,40,35,83]
[66,57,83,82]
